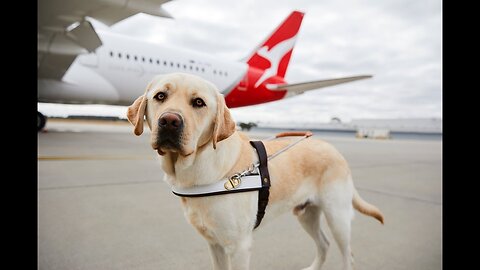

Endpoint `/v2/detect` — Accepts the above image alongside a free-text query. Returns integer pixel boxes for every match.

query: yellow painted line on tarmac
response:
[48,118,131,126]
[38,155,155,161]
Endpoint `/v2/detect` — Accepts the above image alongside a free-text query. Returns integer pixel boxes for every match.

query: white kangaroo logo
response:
[254,34,297,87]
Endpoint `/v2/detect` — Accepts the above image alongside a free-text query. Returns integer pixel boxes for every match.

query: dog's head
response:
[127,73,236,157]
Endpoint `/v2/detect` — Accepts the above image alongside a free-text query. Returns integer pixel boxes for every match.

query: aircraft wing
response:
[266,75,373,93]
[38,0,172,80]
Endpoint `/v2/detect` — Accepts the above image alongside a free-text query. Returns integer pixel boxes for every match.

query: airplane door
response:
[79,52,98,68]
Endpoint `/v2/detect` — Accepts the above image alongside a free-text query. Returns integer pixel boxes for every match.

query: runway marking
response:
[357,186,441,205]
[39,180,161,191]
[47,118,131,126]
[38,155,155,161]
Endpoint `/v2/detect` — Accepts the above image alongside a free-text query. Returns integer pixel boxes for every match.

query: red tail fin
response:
[246,11,304,87]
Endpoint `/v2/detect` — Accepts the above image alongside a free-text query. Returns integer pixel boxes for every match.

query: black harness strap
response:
[250,141,271,229]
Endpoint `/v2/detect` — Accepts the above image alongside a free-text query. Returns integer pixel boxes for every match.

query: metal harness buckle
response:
[224,174,242,190]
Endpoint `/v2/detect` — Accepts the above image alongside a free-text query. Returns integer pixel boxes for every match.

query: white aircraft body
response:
[38,29,246,105]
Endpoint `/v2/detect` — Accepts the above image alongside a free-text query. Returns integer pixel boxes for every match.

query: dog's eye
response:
[193,98,206,108]
[155,92,167,102]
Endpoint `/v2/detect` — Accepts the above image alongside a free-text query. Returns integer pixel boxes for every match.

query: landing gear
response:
[38,111,46,131]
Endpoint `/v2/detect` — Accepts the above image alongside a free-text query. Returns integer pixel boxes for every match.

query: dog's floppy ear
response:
[212,94,236,149]
[127,83,153,136]
[127,95,147,136]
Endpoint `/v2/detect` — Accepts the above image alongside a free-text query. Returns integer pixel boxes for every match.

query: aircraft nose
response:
[159,112,183,131]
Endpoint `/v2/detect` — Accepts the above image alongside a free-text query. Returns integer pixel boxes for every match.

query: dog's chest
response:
[181,198,219,243]
[180,193,257,244]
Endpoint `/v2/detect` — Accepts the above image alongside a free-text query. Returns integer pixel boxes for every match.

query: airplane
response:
[38,0,372,131]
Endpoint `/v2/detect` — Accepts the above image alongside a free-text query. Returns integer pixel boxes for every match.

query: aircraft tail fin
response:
[244,11,304,87]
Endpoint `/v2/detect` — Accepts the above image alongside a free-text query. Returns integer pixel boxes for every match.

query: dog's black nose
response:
[159,112,183,131]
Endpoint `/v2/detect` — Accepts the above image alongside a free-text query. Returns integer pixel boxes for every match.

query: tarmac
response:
[38,118,442,270]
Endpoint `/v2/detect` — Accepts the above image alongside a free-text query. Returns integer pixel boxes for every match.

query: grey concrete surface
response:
[38,119,441,270]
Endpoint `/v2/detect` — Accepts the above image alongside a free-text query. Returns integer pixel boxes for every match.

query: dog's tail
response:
[352,189,384,224]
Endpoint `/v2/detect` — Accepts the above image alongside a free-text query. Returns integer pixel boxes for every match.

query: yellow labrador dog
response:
[127,73,384,270]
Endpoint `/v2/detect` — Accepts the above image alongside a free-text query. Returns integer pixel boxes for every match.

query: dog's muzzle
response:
[157,112,184,150]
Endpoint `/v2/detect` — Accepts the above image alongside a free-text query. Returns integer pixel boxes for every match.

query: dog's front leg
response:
[209,243,229,270]
[225,235,253,270]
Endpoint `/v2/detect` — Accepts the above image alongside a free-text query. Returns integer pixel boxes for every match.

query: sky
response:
[39,0,442,125]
